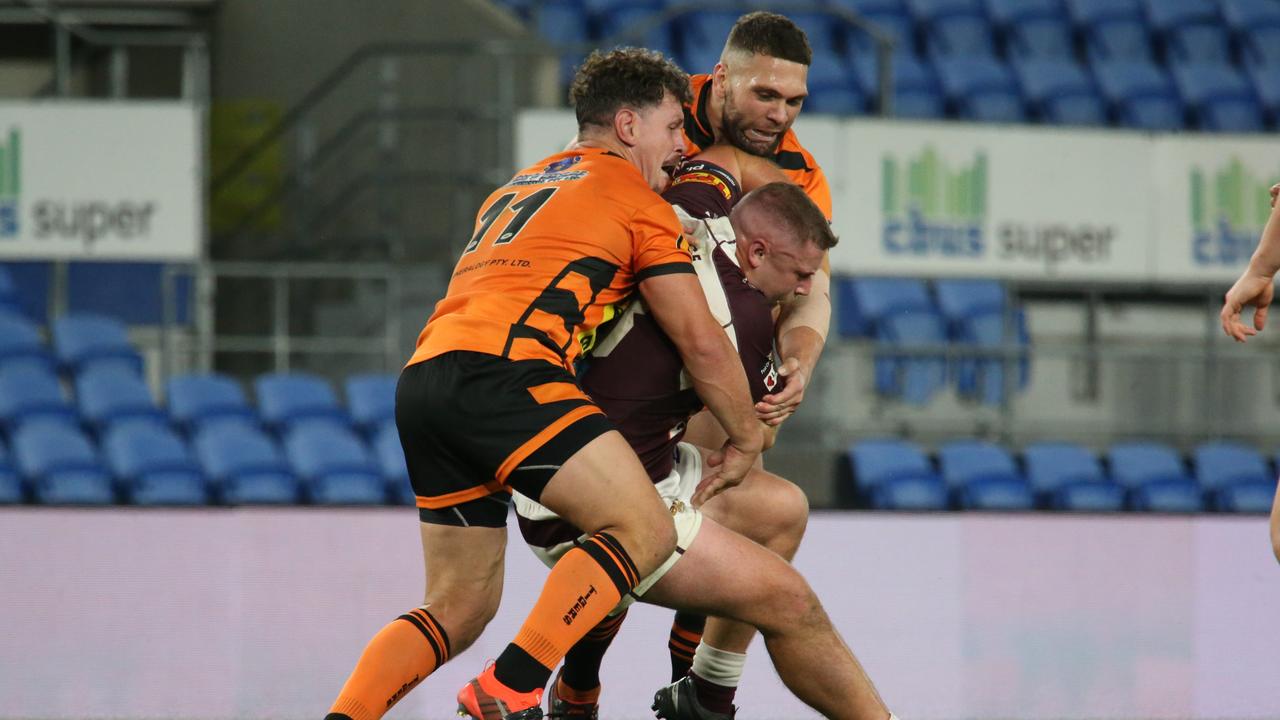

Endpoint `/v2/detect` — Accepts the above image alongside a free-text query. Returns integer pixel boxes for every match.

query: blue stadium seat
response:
[682,9,742,54]
[1050,480,1126,511]
[0,365,77,432]
[0,310,54,373]
[909,0,998,57]
[939,439,1033,510]
[345,373,398,438]
[13,421,114,505]
[373,421,413,505]
[987,0,1074,59]
[1215,480,1276,513]
[166,373,257,434]
[934,56,1027,122]
[285,424,385,505]
[854,54,947,119]
[870,475,949,509]
[1224,0,1280,66]
[0,264,17,313]
[1244,62,1280,126]
[0,441,24,504]
[788,11,843,55]
[846,277,935,326]
[846,438,940,507]
[1194,441,1271,509]
[75,368,166,433]
[51,313,143,377]
[254,372,349,435]
[1022,441,1105,499]
[933,278,1005,327]
[1068,0,1153,61]
[1091,59,1185,130]
[1013,58,1108,125]
[833,276,871,338]
[838,0,917,57]
[954,308,1029,405]
[1108,441,1202,512]
[875,310,949,405]
[103,423,207,505]
[532,0,591,84]
[66,263,193,327]
[194,424,299,505]
[1171,63,1265,132]
[592,1,673,56]
[807,47,867,115]
[680,43,724,77]
[1144,0,1232,66]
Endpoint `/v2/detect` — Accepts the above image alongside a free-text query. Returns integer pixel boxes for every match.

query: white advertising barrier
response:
[1152,134,1280,283]
[0,102,201,261]
[1,509,1277,720]
[834,120,1153,280]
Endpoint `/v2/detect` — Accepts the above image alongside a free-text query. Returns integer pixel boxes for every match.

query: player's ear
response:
[748,239,767,268]
[614,107,639,147]
[711,60,728,97]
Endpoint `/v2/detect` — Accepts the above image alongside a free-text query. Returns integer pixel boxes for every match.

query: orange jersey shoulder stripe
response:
[682,73,833,221]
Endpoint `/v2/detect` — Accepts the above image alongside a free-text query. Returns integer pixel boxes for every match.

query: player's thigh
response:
[699,449,809,548]
[536,430,675,550]
[641,516,816,630]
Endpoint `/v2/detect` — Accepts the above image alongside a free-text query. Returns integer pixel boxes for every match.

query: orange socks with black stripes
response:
[493,532,639,693]
[325,607,450,720]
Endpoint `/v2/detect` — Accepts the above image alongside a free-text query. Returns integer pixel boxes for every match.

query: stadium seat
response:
[1050,480,1126,511]
[909,0,998,57]
[1224,0,1280,67]
[0,365,77,432]
[532,0,592,84]
[194,424,299,505]
[954,308,1029,405]
[1171,63,1265,132]
[682,9,742,54]
[933,278,1005,327]
[373,422,413,505]
[788,11,843,55]
[0,310,54,373]
[833,276,871,338]
[806,48,867,115]
[0,261,50,325]
[853,54,947,119]
[66,262,193,327]
[1022,441,1105,499]
[1144,0,1232,66]
[1068,0,1153,62]
[875,310,949,405]
[838,0,917,57]
[0,441,24,504]
[938,439,1033,510]
[870,475,949,510]
[345,373,398,438]
[51,313,143,377]
[167,373,258,434]
[1108,441,1202,512]
[1216,480,1276,513]
[987,0,1074,59]
[1194,441,1272,510]
[75,368,166,433]
[680,43,724,77]
[0,264,17,313]
[254,372,349,435]
[285,424,385,505]
[13,421,114,505]
[846,277,935,327]
[1244,62,1280,126]
[593,2,674,57]
[934,56,1027,122]
[1013,58,1108,125]
[103,423,208,505]
[1091,59,1185,131]
[846,438,942,510]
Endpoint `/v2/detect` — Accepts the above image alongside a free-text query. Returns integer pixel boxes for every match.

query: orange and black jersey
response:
[682,73,833,221]
[409,147,693,371]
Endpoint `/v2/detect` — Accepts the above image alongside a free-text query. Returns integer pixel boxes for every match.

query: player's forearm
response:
[776,270,831,376]
[1270,482,1280,565]
[681,335,763,452]
[1247,203,1280,277]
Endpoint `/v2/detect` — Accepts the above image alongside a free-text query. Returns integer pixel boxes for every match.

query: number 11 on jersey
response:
[462,187,558,255]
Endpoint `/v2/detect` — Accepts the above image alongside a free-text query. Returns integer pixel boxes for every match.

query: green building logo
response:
[881,146,987,257]
[0,128,18,237]
[1190,157,1280,265]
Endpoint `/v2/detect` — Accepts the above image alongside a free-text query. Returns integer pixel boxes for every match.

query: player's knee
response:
[423,589,500,651]
[761,568,828,635]
[773,476,810,543]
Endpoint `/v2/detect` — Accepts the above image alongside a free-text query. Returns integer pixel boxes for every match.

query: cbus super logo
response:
[880,146,986,258]
[0,128,18,238]
[1189,158,1279,266]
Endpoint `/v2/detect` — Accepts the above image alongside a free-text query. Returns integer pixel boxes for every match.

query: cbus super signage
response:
[0,103,200,260]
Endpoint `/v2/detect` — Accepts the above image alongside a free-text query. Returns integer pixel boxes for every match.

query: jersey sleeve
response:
[662,159,742,219]
[803,157,834,222]
[631,199,694,281]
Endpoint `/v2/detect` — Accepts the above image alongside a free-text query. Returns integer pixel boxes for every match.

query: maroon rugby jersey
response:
[579,159,780,483]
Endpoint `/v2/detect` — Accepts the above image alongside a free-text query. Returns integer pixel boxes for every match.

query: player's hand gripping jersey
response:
[682,73,833,221]
[408,147,693,371]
